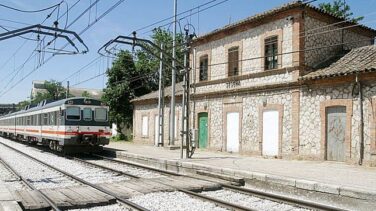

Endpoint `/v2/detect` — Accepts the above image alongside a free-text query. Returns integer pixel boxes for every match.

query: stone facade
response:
[132,2,376,166]
[304,15,372,68]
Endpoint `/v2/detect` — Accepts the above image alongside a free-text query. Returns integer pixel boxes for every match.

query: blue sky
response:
[0,0,375,104]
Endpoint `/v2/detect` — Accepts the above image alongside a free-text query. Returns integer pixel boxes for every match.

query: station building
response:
[132,1,376,166]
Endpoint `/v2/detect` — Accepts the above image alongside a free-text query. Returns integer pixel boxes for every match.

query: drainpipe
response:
[356,74,364,165]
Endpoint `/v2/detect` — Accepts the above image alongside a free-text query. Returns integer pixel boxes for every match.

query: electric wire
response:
[0,1,63,13]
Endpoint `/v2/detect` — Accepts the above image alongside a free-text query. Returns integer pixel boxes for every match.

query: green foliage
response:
[81,91,91,98]
[16,80,68,111]
[102,51,139,134]
[102,29,185,134]
[111,133,129,142]
[319,0,364,23]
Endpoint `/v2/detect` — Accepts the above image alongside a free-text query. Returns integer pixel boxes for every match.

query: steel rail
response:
[76,154,254,211]
[0,142,149,211]
[0,158,61,211]
[94,153,347,211]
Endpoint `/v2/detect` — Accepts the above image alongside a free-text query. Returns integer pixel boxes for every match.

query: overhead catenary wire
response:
[0,0,125,98]
[0,1,63,13]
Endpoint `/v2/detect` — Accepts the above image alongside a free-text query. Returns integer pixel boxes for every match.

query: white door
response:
[154,115,159,146]
[226,112,239,152]
[262,110,279,156]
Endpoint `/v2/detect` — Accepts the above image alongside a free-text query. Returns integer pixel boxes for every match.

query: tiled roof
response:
[132,82,184,102]
[301,45,376,80]
[193,1,376,44]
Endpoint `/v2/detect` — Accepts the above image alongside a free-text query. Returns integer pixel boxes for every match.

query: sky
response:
[0,0,375,104]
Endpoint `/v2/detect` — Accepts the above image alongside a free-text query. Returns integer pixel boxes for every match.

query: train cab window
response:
[83,108,92,121]
[66,107,80,120]
[95,108,107,122]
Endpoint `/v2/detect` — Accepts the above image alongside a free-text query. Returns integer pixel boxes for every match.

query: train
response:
[0,97,111,153]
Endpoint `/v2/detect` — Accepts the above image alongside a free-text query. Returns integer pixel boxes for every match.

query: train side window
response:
[66,107,81,120]
[43,113,49,125]
[50,112,55,125]
[26,116,31,125]
[95,108,107,122]
[83,108,92,121]
[38,114,41,126]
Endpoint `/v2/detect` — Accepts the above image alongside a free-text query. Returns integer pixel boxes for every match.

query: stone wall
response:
[192,17,294,84]
[299,83,376,164]
[304,16,372,68]
[133,103,182,145]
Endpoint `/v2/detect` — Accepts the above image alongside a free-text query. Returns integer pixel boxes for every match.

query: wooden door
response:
[226,112,239,152]
[198,113,208,148]
[326,106,346,161]
[262,110,279,156]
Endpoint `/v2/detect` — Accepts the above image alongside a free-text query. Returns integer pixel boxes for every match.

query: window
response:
[264,36,278,70]
[228,47,239,77]
[83,108,92,121]
[66,107,80,120]
[142,116,148,136]
[95,108,107,121]
[50,112,55,125]
[26,116,31,125]
[43,113,49,125]
[199,55,208,81]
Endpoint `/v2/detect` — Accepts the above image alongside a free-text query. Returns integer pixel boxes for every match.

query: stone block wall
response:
[133,103,183,145]
[304,15,372,69]
[299,83,376,164]
[193,17,294,84]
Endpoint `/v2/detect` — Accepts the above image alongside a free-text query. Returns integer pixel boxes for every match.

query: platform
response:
[105,142,376,202]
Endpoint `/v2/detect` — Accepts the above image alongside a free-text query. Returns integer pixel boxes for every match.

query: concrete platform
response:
[105,142,376,202]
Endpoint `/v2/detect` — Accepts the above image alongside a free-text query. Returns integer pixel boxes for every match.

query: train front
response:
[61,98,111,152]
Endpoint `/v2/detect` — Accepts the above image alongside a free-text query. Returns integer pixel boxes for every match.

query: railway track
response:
[90,153,348,211]
[0,137,347,211]
[0,141,148,211]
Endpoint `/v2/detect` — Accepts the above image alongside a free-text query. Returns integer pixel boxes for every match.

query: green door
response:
[198,113,208,148]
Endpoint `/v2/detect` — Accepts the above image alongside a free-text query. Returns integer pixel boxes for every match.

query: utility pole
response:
[66,81,70,99]
[157,44,165,147]
[170,0,177,146]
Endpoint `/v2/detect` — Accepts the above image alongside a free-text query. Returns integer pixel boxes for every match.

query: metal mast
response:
[170,0,177,146]
[157,44,165,147]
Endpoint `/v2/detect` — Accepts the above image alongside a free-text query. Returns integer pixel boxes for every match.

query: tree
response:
[81,91,91,98]
[102,29,185,136]
[102,51,139,134]
[319,0,364,23]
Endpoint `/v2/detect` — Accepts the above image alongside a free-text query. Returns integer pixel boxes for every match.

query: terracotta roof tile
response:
[301,45,376,80]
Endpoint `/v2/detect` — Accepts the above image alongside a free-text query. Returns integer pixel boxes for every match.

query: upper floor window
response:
[199,55,208,81]
[228,47,239,77]
[264,36,278,70]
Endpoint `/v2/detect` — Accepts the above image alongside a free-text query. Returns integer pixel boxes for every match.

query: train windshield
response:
[83,108,92,121]
[95,108,107,122]
[66,107,81,120]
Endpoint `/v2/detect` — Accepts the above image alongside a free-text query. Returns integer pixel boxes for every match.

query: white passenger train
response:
[0,97,111,153]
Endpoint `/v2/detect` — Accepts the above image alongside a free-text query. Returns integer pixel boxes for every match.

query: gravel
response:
[203,189,309,211]
[0,161,28,190]
[130,191,229,211]
[83,159,165,178]
[69,203,130,211]
[0,138,129,184]
[0,144,78,189]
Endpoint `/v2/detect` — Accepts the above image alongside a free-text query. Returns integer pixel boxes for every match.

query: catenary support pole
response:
[157,44,165,147]
[170,0,177,146]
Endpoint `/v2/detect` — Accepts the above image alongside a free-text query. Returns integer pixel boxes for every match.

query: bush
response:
[111,133,132,142]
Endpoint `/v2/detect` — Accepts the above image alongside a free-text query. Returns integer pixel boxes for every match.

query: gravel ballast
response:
[0,161,28,190]
[0,138,129,184]
[69,203,130,211]
[130,191,229,211]
[0,144,78,189]
[203,189,309,211]
[84,159,164,178]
